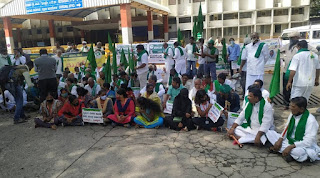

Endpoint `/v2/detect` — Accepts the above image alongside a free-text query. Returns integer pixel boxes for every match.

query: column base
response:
[164,33,169,41]
[5,36,14,54]
[148,31,154,41]
[122,27,133,44]
[50,37,55,47]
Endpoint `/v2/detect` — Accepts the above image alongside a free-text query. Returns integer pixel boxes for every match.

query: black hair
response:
[190,37,195,40]
[170,68,177,74]
[76,87,88,97]
[137,97,162,113]
[149,75,157,82]
[198,38,204,43]
[82,77,88,81]
[39,48,48,55]
[117,88,128,98]
[103,83,110,89]
[194,89,209,105]
[174,42,179,47]
[248,85,262,100]
[172,77,181,85]
[297,40,308,49]
[67,78,74,83]
[68,95,77,103]
[136,44,145,50]
[26,61,33,68]
[182,73,188,78]
[146,83,154,90]
[291,97,308,110]
[254,79,264,87]
[130,72,138,77]
[0,48,7,54]
[196,73,203,79]
[229,38,235,41]
[218,73,227,80]
[119,71,127,76]
[60,88,68,94]
[112,74,118,78]
[98,89,106,96]
[120,83,128,89]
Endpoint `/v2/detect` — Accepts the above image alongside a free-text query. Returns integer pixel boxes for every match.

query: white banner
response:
[82,108,103,123]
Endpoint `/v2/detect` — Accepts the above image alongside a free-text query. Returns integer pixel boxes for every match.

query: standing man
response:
[12,48,26,65]
[240,32,269,90]
[134,44,149,88]
[53,42,65,54]
[286,40,320,101]
[173,42,186,75]
[18,48,31,63]
[239,37,251,98]
[163,42,175,83]
[0,48,11,68]
[185,37,198,78]
[195,38,205,77]
[54,50,63,78]
[34,49,58,102]
[204,39,219,81]
[227,38,240,76]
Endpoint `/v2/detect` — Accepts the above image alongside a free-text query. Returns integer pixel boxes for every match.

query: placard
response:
[163,100,174,114]
[227,112,239,129]
[207,102,224,123]
[82,108,103,123]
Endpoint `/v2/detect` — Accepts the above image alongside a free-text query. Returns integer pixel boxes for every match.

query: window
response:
[37,29,41,34]
[169,0,176,5]
[313,30,320,39]
[193,0,205,2]
[300,31,309,39]
[240,12,251,19]
[67,27,73,32]
[240,26,251,35]
[169,17,177,24]
[46,29,49,33]
[275,24,281,33]
[58,28,62,32]
[209,14,222,21]
[193,16,205,22]
[291,8,304,15]
[274,9,288,16]
[257,10,271,17]
[179,17,191,23]
[224,13,238,20]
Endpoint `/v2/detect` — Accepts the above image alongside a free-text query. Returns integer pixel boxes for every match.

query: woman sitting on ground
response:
[134,96,164,129]
[192,89,225,132]
[77,87,93,108]
[164,88,195,131]
[56,95,85,126]
[92,90,114,125]
[107,88,135,127]
[34,92,62,130]
[58,88,69,104]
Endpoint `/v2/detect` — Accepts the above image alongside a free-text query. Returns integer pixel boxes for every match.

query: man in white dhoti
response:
[173,42,186,75]
[240,32,269,91]
[227,85,274,146]
[267,97,320,162]
[286,40,320,101]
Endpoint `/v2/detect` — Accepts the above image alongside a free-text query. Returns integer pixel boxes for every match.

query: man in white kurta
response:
[266,97,320,162]
[286,40,320,101]
[135,45,149,89]
[228,86,274,146]
[173,42,186,75]
[84,77,101,97]
[163,43,175,84]
[241,32,269,91]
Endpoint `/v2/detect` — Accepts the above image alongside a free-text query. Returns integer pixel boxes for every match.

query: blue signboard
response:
[25,0,83,14]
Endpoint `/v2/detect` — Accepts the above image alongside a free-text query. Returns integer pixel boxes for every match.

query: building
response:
[0,0,310,53]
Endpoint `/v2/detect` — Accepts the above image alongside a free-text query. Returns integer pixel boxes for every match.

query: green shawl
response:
[164,47,174,59]
[214,80,220,92]
[155,83,163,93]
[137,50,147,62]
[284,48,310,80]
[254,42,266,58]
[168,73,178,86]
[242,98,265,128]
[176,46,184,56]
[287,110,309,145]
[237,45,246,65]
[6,56,12,66]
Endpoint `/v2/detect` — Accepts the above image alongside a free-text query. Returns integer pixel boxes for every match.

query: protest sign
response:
[163,100,174,114]
[208,102,224,123]
[227,112,239,129]
[82,108,104,123]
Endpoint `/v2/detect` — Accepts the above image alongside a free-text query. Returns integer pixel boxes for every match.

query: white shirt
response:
[185,43,198,61]
[182,81,192,91]
[235,100,274,133]
[174,47,185,62]
[54,55,63,75]
[81,46,89,52]
[242,41,269,75]
[164,47,175,66]
[224,79,235,91]
[154,68,164,81]
[198,45,206,64]
[189,87,199,102]
[289,51,320,87]
[136,53,149,75]
[140,83,165,97]
[70,85,78,97]
[240,48,247,72]
[281,113,318,148]
[84,84,101,97]
[12,56,26,65]
[57,82,66,96]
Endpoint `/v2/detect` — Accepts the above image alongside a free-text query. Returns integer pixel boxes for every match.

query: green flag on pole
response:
[104,53,112,83]
[108,33,113,52]
[222,38,228,64]
[269,49,281,99]
[112,43,117,75]
[87,44,97,74]
[177,28,184,46]
[197,4,203,34]
[193,20,197,39]
[120,49,128,69]
[128,47,134,74]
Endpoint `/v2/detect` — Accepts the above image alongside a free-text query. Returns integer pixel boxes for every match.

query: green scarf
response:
[284,48,310,80]
[68,84,75,92]
[6,56,12,66]
[164,47,174,59]
[77,73,82,80]
[155,83,162,93]
[60,57,64,72]
[130,79,134,87]
[209,46,217,55]
[91,83,97,96]
[192,43,198,53]
[214,80,220,92]
[237,45,246,65]
[176,46,184,56]
[254,42,266,58]
[168,73,178,86]
[137,50,147,62]
[242,98,265,128]
[147,70,154,80]
[287,110,309,145]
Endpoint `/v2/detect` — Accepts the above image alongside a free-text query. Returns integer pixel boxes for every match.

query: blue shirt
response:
[227,44,240,61]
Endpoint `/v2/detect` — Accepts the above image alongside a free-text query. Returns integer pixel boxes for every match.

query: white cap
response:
[82,41,87,44]
[288,31,300,38]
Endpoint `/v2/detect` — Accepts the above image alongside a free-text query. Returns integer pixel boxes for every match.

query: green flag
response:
[105,54,112,83]
[197,4,203,34]
[269,49,281,99]
[108,33,113,52]
[177,28,184,46]
[222,38,228,64]
[87,44,97,73]
[193,20,197,39]
[120,49,128,69]
[112,46,117,75]
[128,47,134,74]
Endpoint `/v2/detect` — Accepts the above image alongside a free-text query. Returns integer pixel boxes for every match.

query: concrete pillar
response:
[120,4,133,44]
[48,19,55,46]
[17,28,22,48]
[3,17,14,54]
[147,11,154,40]
[80,30,85,42]
[163,15,169,41]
